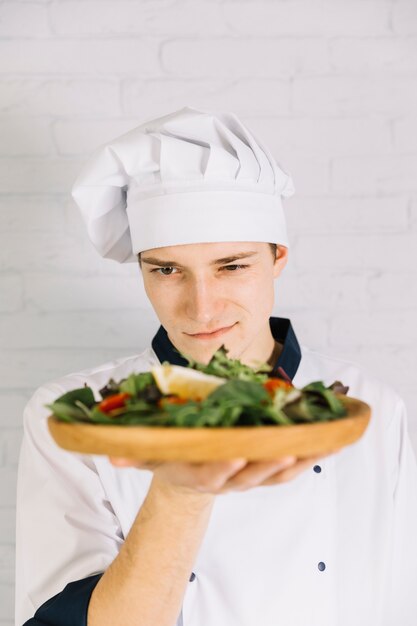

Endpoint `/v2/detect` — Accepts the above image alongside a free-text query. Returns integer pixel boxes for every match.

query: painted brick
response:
[392,1,417,35]
[1,430,23,467]
[0,468,17,507]
[0,232,97,273]
[0,349,145,389]
[0,583,13,621]
[0,117,53,156]
[331,37,417,72]
[332,155,417,194]
[0,310,158,349]
[394,116,417,152]
[277,270,370,311]
[0,510,15,546]
[223,1,391,36]
[0,231,142,275]
[0,157,83,193]
[0,80,121,118]
[161,38,329,77]
[286,196,408,234]
[249,117,391,157]
[0,393,30,428]
[368,272,417,309]
[328,310,417,348]
[277,154,329,195]
[0,195,66,233]
[0,2,49,36]
[0,275,23,312]
[0,546,14,586]
[292,232,417,271]
[24,274,146,311]
[223,0,391,2]
[0,40,160,75]
[49,1,229,36]
[293,75,417,115]
[121,78,292,118]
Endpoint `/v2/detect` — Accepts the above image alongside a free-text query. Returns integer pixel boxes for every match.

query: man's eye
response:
[151,267,177,276]
[151,264,249,276]
[222,264,248,271]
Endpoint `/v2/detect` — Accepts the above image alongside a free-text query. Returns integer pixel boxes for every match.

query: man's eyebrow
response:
[141,251,259,267]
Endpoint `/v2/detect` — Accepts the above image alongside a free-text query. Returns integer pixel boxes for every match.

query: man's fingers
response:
[109,457,157,469]
[175,459,248,492]
[261,455,323,485]
[259,447,342,486]
[108,448,343,493]
[219,457,297,492]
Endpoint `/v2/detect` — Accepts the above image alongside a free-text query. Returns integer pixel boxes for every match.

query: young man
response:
[16,107,417,626]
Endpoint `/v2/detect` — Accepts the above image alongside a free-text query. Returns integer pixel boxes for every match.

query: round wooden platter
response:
[47,395,371,462]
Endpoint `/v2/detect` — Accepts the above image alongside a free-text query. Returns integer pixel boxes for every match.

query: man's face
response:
[140,241,288,367]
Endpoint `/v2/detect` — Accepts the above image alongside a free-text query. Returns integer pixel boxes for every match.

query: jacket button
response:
[313,465,322,473]
[318,562,326,571]
[189,572,196,582]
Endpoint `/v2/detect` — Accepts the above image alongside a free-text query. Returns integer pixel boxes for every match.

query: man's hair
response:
[137,243,277,270]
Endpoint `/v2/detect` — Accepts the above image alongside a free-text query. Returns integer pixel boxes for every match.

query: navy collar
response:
[151,316,301,382]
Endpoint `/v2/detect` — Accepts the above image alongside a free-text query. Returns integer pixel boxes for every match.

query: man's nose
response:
[185,276,223,322]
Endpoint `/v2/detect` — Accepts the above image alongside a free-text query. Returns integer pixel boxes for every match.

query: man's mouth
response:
[185,323,237,340]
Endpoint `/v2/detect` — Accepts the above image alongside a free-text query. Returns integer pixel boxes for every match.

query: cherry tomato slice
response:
[263,378,293,397]
[98,392,131,414]
[158,396,189,408]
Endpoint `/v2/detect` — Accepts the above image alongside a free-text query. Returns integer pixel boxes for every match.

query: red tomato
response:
[98,392,131,414]
[158,396,189,408]
[263,378,293,397]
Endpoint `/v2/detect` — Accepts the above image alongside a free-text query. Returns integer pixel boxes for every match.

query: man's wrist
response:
[149,475,216,507]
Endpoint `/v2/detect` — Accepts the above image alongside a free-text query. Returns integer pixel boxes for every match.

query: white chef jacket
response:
[15,317,417,626]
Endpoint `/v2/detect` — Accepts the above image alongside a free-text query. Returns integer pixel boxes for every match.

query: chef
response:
[15,106,417,626]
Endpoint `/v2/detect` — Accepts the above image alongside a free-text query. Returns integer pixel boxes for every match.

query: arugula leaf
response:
[176,344,272,383]
[45,387,97,422]
[301,381,346,416]
[52,387,96,408]
[45,349,349,428]
[161,400,244,427]
[45,401,90,423]
[204,379,270,405]
[119,372,155,396]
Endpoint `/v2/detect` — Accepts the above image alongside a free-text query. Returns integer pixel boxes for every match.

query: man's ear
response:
[273,245,288,278]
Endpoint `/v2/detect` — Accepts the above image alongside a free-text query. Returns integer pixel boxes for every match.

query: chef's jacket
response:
[15,317,417,626]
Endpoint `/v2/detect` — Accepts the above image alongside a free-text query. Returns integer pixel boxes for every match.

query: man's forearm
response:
[87,476,216,626]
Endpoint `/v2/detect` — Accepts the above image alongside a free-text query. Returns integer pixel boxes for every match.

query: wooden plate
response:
[47,395,371,462]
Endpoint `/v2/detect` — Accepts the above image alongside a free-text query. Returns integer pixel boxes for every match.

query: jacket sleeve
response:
[15,383,124,625]
[382,395,417,626]
[22,574,103,626]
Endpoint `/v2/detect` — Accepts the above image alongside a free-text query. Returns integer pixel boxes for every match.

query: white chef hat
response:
[71,106,295,263]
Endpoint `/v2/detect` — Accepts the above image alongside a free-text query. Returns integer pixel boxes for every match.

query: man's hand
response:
[108,449,341,496]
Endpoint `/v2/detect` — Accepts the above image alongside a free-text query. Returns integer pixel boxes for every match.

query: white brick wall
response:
[1,1,417,623]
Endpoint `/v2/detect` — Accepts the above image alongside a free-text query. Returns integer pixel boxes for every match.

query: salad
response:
[46,346,350,428]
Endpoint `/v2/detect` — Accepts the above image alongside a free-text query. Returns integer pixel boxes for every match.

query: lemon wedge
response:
[151,364,227,400]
